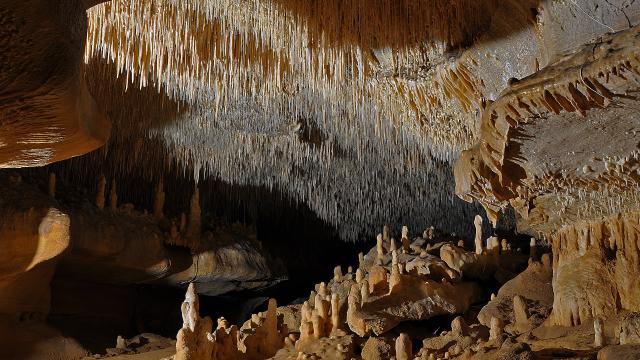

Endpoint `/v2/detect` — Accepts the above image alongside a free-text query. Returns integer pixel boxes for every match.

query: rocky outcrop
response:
[478,255,553,328]
[0,169,286,342]
[455,25,640,228]
[349,274,481,336]
[0,175,69,318]
[59,205,285,295]
[0,0,110,168]
[549,212,640,326]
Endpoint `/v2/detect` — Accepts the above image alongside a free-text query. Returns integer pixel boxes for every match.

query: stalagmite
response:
[474,215,483,255]
[330,294,340,333]
[96,175,106,210]
[318,296,330,323]
[390,238,397,252]
[368,266,388,295]
[401,226,410,251]
[264,298,281,352]
[450,316,468,336]
[301,301,312,325]
[489,317,504,340]
[116,335,126,349]
[383,225,390,243]
[109,179,118,210]
[594,317,604,347]
[356,268,364,283]
[312,313,324,338]
[334,266,343,282]
[48,173,56,198]
[513,295,528,326]
[395,333,412,360]
[309,291,317,307]
[358,252,365,268]
[376,234,384,260]
[360,281,370,304]
[298,321,313,348]
[318,282,328,297]
[176,282,214,360]
[487,237,499,255]
[347,284,365,337]
[181,283,199,331]
[529,238,537,259]
[153,178,165,219]
[501,239,508,253]
[392,250,399,265]
[389,263,401,292]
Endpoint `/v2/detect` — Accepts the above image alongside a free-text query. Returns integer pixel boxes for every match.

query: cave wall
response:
[0,0,110,168]
[0,175,69,318]
[550,211,640,326]
[1,2,640,354]
[453,5,640,330]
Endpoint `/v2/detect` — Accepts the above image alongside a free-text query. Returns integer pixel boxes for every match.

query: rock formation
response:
[0,175,70,318]
[2,0,640,359]
[394,333,412,360]
[0,0,111,169]
[473,215,483,255]
[176,283,214,360]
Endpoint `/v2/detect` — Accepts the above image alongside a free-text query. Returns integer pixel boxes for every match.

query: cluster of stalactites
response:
[154,99,482,240]
[83,0,493,240]
[84,0,484,163]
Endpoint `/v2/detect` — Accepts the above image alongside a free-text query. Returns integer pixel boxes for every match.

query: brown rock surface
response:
[598,345,640,360]
[360,336,393,360]
[0,0,110,168]
[478,257,553,328]
[0,175,70,317]
[549,212,640,326]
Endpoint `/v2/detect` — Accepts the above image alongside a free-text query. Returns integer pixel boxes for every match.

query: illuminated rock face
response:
[455,25,640,227]
[548,212,640,326]
[453,25,640,328]
[0,0,110,168]
[0,173,286,328]
[0,176,70,318]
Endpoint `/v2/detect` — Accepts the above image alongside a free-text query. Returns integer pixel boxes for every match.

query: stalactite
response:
[77,0,496,241]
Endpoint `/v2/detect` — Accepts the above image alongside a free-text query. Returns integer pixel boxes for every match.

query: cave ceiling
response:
[2,0,640,239]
